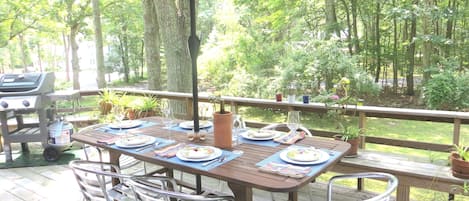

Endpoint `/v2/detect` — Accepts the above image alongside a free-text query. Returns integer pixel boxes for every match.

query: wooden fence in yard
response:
[70,88,469,201]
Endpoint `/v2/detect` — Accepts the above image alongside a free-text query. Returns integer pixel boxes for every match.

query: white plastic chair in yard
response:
[327,172,399,201]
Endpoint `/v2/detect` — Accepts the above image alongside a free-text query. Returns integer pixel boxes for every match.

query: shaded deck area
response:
[0,143,389,201]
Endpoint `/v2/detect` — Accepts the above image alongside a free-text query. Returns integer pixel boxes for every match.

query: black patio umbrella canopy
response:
[188,0,200,133]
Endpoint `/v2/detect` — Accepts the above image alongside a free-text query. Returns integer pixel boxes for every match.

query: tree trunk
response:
[62,32,71,81]
[392,0,398,94]
[154,0,192,116]
[422,0,433,84]
[118,26,130,83]
[445,0,455,57]
[36,42,43,72]
[374,2,381,83]
[406,2,417,96]
[143,0,162,90]
[19,34,29,72]
[70,24,80,90]
[351,0,360,53]
[339,0,353,55]
[325,0,340,39]
[92,0,106,88]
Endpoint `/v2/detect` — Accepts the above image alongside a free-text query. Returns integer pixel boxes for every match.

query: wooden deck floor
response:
[0,143,387,201]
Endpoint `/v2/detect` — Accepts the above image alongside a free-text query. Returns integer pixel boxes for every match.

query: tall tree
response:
[154,0,192,115]
[421,0,433,84]
[406,0,418,96]
[65,0,90,90]
[143,0,161,90]
[325,0,340,39]
[91,0,106,88]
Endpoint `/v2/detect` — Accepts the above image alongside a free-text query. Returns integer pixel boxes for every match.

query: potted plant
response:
[127,96,158,119]
[333,125,362,157]
[450,145,469,179]
[210,95,233,149]
[98,89,117,115]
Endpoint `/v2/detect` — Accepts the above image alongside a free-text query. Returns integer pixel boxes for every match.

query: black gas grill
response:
[0,72,55,162]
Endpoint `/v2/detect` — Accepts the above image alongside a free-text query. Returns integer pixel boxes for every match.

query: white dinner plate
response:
[176,145,222,162]
[115,135,156,148]
[279,148,330,165]
[240,130,283,141]
[109,120,143,129]
[178,121,212,130]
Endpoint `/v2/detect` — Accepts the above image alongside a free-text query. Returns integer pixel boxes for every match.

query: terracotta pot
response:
[333,135,359,156]
[139,110,156,118]
[99,101,113,115]
[450,152,469,179]
[213,111,233,149]
[127,109,156,119]
[127,109,138,120]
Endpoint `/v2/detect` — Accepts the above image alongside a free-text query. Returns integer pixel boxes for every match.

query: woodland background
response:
[1,0,469,110]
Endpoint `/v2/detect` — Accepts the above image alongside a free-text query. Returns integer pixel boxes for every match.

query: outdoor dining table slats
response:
[72,117,350,201]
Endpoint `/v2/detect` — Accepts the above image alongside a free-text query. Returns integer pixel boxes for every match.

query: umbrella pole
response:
[188,0,200,134]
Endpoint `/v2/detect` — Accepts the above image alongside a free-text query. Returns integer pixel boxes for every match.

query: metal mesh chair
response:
[78,123,153,175]
[130,176,235,201]
[327,172,398,201]
[69,160,134,201]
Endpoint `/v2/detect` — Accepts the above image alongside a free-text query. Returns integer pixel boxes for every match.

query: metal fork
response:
[202,154,225,166]
[135,142,160,152]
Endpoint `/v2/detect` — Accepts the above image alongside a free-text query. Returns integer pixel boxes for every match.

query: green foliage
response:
[424,70,469,110]
[209,94,227,114]
[98,88,117,104]
[454,145,469,161]
[128,96,158,112]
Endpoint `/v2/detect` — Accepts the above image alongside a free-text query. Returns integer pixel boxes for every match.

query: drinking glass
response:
[232,114,245,155]
[287,111,300,134]
[161,100,174,138]
[112,104,126,134]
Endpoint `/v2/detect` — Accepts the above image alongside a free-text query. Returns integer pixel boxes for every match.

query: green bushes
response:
[424,72,469,110]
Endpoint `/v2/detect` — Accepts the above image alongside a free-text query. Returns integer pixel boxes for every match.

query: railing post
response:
[453,118,461,146]
[358,111,366,149]
[186,98,193,120]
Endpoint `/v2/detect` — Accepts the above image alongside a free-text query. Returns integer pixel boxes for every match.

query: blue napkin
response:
[256,145,340,177]
[155,149,241,171]
[167,125,213,133]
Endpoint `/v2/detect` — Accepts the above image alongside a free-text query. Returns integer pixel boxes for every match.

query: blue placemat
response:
[256,145,341,177]
[110,137,175,154]
[155,149,241,171]
[97,121,157,134]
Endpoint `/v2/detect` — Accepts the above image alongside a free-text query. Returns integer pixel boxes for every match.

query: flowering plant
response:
[312,77,361,140]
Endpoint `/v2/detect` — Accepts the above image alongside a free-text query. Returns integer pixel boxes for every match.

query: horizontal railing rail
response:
[70,88,469,153]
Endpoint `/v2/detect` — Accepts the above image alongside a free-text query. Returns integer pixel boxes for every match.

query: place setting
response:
[153,143,241,171]
[256,145,340,178]
[98,133,174,153]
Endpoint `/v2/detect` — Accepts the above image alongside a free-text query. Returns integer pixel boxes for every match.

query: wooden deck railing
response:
[73,88,469,154]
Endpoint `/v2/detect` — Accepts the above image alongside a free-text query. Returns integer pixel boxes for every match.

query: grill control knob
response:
[22,100,30,107]
[0,101,8,108]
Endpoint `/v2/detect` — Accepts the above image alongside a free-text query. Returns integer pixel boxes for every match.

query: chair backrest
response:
[327,172,398,201]
[130,176,234,201]
[261,123,313,137]
[69,160,133,201]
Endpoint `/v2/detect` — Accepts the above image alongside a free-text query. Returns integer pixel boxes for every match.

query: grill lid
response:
[0,73,42,92]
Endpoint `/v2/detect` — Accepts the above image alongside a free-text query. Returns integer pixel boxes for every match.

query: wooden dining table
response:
[72,117,351,201]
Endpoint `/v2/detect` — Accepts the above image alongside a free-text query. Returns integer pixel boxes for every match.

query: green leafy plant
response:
[209,94,228,114]
[130,96,158,112]
[98,88,117,104]
[454,144,469,161]
[339,125,362,141]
